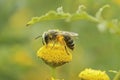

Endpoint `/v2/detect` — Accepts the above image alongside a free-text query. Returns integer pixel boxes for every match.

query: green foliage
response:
[27,4,120,35]
[26,5,98,26]
[26,7,71,26]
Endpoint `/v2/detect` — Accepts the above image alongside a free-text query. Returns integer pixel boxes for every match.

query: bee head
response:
[42,30,59,45]
[47,30,59,39]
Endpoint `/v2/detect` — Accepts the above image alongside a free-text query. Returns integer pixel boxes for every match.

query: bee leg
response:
[51,41,56,49]
[64,46,69,55]
[42,39,45,45]
[61,38,69,55]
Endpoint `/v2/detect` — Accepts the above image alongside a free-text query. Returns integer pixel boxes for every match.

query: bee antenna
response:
[35,35,42,39]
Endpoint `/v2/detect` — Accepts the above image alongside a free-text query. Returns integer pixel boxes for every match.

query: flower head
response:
[37,42,72,68]
[79,68,110,80]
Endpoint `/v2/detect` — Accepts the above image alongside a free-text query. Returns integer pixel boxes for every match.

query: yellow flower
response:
[79,68,110,80]
[37,42,72,68]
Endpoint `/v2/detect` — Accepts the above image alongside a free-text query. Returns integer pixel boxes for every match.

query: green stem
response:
[51,67,56,79]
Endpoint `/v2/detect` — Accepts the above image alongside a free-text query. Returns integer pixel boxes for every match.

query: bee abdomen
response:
[64,36,75,50]
[67,40,74,50]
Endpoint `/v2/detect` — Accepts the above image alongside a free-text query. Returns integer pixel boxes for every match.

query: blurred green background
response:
[0,0,120,80]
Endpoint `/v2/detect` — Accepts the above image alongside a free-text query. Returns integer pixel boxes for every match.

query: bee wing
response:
[61,31,78,37]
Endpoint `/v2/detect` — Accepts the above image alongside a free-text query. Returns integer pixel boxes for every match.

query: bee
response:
[36,29,78,54]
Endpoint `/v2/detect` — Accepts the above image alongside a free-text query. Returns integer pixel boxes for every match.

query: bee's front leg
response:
[51,41,56,49]
[64,45,69,55]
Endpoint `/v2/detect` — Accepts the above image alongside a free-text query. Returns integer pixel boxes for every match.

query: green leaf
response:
[26,7,71,26]
[26,5,99,26]
[70,12,98,22]
[70,5,98,22]
[27,4,120,35]
[96,4,110,21]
